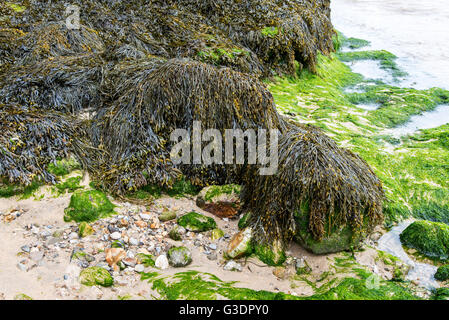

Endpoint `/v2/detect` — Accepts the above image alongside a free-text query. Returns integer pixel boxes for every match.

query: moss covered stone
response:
[238,212,251,230]
[47,158,81,177]
[210,228,225,240]
[254,240,286,266]
[294,202,367,255]
[400,220,449,261]
[78,222,95,238]
[434,265,449,281]
[196,184,241,208]
[159,210,177,222]
[64,190,115,223]
[177,212,216,232]
[79,267,113,287]
[167,247,192,267]
[433,288,449,300]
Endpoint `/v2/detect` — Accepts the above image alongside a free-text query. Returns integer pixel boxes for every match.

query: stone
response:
[273,267,287,279]
[155,255,169,270]
[135,264,145,273]
[139,213,151,221]
[208,243,217,250]
[207,253,218,261]
[295,258,312,275]
[129,237,139,246]
[105,248,126,271]
[159,210,177,222]
[177,211,217,232]
[253,240,286,266]
[21,245,31,253]
[210,228,225,240]
[79,267,113,287]
[78,222,95,238]
[169,226,183,241]
[30,251,44,262]
[223,261,242,272]
[226,228,253,259]
[167,247,192,267]
[110,232,121,240]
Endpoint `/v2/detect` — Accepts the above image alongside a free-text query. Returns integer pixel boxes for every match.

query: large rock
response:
[294,202,368,255]
[177,211,216,232]
[400,220,449,261]
[79,267,113,287]
[167,247,192,267]
[196,184,241,218]
[64,190,115,223]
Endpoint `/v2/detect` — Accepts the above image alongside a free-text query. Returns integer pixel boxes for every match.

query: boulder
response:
[226,228,253,259]
[177,211,216,232]
[167,247,192,267]
[79,267,113,287]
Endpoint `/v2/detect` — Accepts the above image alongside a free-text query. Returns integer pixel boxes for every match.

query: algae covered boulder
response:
[254,240,286,266]
[196,184,241,218]
[79,267,113,287]
[400,220,449,261]
[64,190,115,223]
[177,212,216,232]
[294,202,368,254]
[78,222,95,238]
[167,247,192,267]
[435,265,449,282]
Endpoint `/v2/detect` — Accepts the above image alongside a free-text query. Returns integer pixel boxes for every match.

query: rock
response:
[122,257,136,267]
[295,258,312,275]
[139,213,151,221]
[30,251,44,262]
[294,204,366,255]
[64,190,115,223]
[167,247,192,267]
[177,211,217,232]
[210,228,224,240]
[223,261,242,272]
[238,212,252,230]
[435,265,449,281]
[159,210,177,222]
[129,237,139,246]
[105,248,126,271]
[169,226,183,241]
[135,264,145,273]
[78,222,95,238]
[253,240,286,266]
[68,232,79,240]
[21,245,30,253]
[17,262,27,272]
[273,267,287,279]
[135,220,147,229]
[79,267,114,287]
[196,185,241,207]
[155,255,169,270]
[207,253,218,261]
[110,232,121,240]
[226,228,253,259]
[208,243,217,250]
[400,220,449,261]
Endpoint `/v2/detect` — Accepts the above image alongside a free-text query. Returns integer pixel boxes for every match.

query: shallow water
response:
[377,220,439,290]
[332,0,449,90]
[387,104,449,137]
[344,60,394,84]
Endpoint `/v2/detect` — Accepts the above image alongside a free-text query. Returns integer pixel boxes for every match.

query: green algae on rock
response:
[238,212,251,230]
[64,190,115,223]
[226,228,253,259]
[167,247,193,268]
[78,222,95,238]
[253,240,286,267]
[177,212,217,233]
[400,220,449,261]
[79,267,113,287]
[434,265,449,282]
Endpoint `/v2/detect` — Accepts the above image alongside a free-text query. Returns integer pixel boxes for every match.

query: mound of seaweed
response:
[0,1,384,250]
[241,122,384,249]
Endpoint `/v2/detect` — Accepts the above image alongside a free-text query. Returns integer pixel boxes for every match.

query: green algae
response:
[253,242,286,267]
[261,26,280,38]
[78,221,94,238]
[13,293,33,300]
[79,267,113,287]
[177,211,217,232]
[54,176,83,195]
[203,184,241,202]
[0,178,42,199]
[433,287,449,300]
[47,158,81,177]
[238,212,251,230]
[64,189,115,223]
[268,46,449,227]
[434,265,449,281]
[167,247,192,267]
[338,50,407,79]
[400,220,449,261]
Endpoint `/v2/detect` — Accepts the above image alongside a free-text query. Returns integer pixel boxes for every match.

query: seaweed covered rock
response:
[64,190,115,223]
[434,265,449,282]
[241,124,384,254]
[177,212,217,232]
[400,220,449,261]
[79,267,113,287]
[167,247,193,267]
[253,240,286,266]
[196,184,241,218]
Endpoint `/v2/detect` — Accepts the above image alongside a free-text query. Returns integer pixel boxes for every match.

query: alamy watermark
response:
[170,121,279,176]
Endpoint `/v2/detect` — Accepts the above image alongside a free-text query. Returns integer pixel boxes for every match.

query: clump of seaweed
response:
[241,122,384,247]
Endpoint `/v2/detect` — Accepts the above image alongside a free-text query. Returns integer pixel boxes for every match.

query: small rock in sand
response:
[155,255,169,270]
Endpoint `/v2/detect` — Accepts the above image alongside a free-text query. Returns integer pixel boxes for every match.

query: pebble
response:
[207,253,218,261]
[68,232,78,240]
[208,243,217,250]
[110,232,121,240]
[21,245,31,253]
[135,264,145,273]
[129,237,139,246]
[155,255,169,270]
[223,261,242,272]
[17,262,27,272]
[139,213,151,221]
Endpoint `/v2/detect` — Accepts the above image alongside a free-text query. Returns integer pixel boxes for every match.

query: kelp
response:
[241,122,384,245]
[0,0,384,246]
